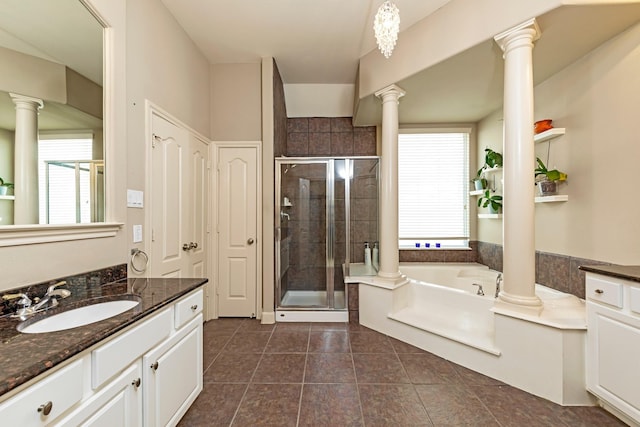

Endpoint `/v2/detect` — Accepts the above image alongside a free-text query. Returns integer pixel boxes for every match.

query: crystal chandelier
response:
[373,1,400,59]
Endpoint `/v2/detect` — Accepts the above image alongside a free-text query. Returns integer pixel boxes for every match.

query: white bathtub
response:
[398,262,586,330]
[355,262,591,405]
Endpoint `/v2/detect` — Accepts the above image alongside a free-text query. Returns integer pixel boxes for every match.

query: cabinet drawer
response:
[631,287,640,315]
[92,308,172,389]
[0,358,83,426]
[174,289,203,329]
[586,275,623,308]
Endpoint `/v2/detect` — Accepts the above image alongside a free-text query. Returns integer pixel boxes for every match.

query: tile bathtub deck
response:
[178,319,624,427]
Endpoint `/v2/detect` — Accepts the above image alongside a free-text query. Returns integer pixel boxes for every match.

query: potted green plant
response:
[478,189,503,214]
[0,177,13,196]
[535,158,567,196]
[473,148,503,190]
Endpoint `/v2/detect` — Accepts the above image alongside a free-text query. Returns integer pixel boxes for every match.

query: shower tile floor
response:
[178,319,625,427]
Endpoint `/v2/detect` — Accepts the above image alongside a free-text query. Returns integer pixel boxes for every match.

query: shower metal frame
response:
[275,156,379,311]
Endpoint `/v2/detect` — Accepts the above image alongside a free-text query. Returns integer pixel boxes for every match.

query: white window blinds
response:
[398,131,469,243]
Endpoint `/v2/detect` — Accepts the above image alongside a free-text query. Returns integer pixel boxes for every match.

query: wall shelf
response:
[470,189,485,196]
[535,195,568,203]
[483,166,502,174]
[478,214,502,219]
[534,128,565,143]
[0,195,15,201]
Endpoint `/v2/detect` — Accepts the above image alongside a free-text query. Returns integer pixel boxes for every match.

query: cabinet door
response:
[55,362,142,427]
[143,315,203,427]
[587,303,640,422]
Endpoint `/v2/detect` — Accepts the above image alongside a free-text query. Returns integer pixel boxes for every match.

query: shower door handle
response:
[247,238,255,245]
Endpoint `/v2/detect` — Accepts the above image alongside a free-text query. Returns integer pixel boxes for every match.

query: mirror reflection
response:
[0,0,104,225]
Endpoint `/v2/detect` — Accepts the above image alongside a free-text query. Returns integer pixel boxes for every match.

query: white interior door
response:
[151,114,188,278]
[150,113,209,280]
[217,145,258,317]
[187,134,209,278]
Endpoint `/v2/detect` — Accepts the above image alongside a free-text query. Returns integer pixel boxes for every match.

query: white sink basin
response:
[18,299,141,334]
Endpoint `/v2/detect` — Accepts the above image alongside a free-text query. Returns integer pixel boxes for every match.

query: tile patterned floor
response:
[178,319,625,427]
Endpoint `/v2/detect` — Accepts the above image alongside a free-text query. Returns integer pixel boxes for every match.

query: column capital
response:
[493,18,541,53]
[374,84,406,102]
[9,93,44,110]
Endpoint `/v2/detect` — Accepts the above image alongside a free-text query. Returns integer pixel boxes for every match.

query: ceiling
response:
[160,0,452,84]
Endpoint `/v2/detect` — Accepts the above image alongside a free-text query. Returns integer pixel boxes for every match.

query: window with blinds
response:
[38,134,93,224]
[398,130,469,249]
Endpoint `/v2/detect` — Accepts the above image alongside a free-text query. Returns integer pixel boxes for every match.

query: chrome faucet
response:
[31,281,71,312]
[2,293,32,317]
[495,273,502,298]
[472,283,485,296]
[3,281,70,319]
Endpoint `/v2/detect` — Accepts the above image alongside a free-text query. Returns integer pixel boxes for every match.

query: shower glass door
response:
[276,159,343,310]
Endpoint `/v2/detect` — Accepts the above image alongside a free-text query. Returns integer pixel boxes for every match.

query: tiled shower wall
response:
[282,117,377,316]
[286,117,376,157]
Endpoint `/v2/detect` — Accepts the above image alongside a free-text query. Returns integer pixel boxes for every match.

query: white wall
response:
[477,22,640,264]
[210,63,262,141]
[0,0,211,291]
[284,84,354,118]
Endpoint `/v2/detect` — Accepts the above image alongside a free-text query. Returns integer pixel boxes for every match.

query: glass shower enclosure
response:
[275,157,379,322]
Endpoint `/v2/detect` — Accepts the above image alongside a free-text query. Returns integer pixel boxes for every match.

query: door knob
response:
[247,238,255,245]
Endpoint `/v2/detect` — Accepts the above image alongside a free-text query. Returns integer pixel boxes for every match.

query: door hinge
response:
[151,228,155,242]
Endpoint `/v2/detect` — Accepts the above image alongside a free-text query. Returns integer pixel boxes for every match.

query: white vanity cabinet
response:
[0,286,204,427]
[586,273,640,426]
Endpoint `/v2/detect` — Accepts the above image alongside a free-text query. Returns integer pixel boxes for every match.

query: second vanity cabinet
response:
[585,272,640,426]
[0,287,204,427]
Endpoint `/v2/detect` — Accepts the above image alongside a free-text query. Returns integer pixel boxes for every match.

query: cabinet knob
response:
[182,243,190,251]
[191,304,198,311]
[37,401,53,416]
[151,361,159,371]
[131,377,141,388]
[247,238,255,245]
[595,289,604,294]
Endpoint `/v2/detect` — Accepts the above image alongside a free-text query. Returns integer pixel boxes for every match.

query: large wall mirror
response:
[0,0,104,226]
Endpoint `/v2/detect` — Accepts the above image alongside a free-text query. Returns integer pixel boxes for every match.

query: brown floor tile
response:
[349,331,394,353]
[358,384,433,426]
[308,330,350,353]
[205,318,246,334]
[472,385,567,427]
[347,321,375,332]
[275,322,312,331]
[203,333,232,370]
[299,383,363,426]
[252,353,306,383]
[353,353,410,384]
[416,384,500,426]
[453,364,504,386]
[232,383,301,426]
[310,322,348,331]
[389,336,427,353]
[223,331,271,353]
[305,353,356,383]
[204,352,261,383]
[178,382,246,426]
[266,330,309,353]
[238,319,276,332]
[398,353,463,385]
[557,405,627,426]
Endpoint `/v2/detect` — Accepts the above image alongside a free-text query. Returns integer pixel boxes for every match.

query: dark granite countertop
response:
[579,264,640,284]
[0,277,207,397]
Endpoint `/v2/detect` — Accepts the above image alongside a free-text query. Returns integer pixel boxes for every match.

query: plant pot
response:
[537,179,557,196]
[488,204,501,215]
[0,186,7,196]
[473,178,487,191]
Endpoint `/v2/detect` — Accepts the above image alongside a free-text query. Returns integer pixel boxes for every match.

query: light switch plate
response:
[127,189,144,208]
[133,225,143,243]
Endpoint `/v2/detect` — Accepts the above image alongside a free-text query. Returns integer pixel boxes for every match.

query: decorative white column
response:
[493,19,542,314]
[10,93,43,225]
[374,84,407,287]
